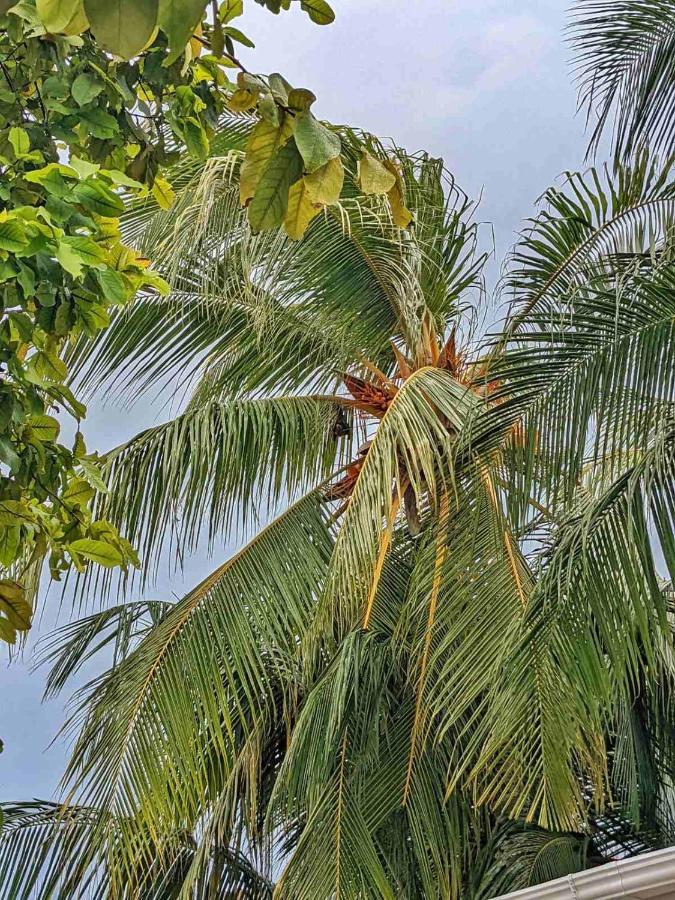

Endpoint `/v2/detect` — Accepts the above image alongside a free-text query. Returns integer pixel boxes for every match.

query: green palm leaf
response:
[570,0,675,158]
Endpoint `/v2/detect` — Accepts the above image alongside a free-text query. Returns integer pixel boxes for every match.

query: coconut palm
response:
[6,7,675,895]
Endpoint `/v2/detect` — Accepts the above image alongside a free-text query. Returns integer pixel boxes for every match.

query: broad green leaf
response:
[78,299,110,331]
[24,161,78,184]
[68,538,123,567]
[84,0,158,59]
[26,414,60,442]
[0,581,31,631]
[293,111,341,173]
[151,174,175,210]
[73,431,86,457]
[304,155,344,205]
[300,0,334,24]
[79,107,119,138]
[8,126,29,158]
[0,219,27,252]
[247,139,303,232]
[71,72,104,106]
[184,118,209,159]
[219,0,242,23]
[0,438,20,474]
[60,235,107,265]
[69,156,100,178]
[240,114,295,206]
[0,500,34,526]
[284,178,321,240]
[72,179,125,216]
[56,240,85,278]
[79,458,108,493]
[211,14,224,55]
[102,169,144,190]
[0,526,20,568]
[139,269,170,295]
[36,0,87,33]
[357,151,397,195]
[62,477,95,507]
[96,267,127,303]
[158,0,205,65]
[26,350,68,383]
[269,72,293,104]
[224,25,253,47]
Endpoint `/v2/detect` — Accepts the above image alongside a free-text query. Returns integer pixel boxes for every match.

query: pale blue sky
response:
[2,0,587,803]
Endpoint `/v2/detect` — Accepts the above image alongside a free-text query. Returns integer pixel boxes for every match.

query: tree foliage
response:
[4,1,675,898]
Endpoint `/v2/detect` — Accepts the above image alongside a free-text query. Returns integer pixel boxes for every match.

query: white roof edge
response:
[490,845,675,899]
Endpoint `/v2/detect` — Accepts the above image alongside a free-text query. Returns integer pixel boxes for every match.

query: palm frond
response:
[570,0,675,158]
[502,154,675,330]
[36,600,171,700]
[63,492,333,889]
[90,394,353,587]
[317,366,480,636]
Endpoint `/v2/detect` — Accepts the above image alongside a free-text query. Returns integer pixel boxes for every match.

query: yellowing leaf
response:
[0,219,27,252]
[0,581,31,631]
[55,240,85,278]
[357,152,397,195]
[26,414,61,442]
[383,161,413,228]
[152,174,176,210]
[387,184,413,228]
[0,618,16,644]
[37,0,87,34]
[240,114,295,206]
[189,20,203,57]
[226,88,258,112]
[304,156,344,206]
[287,88,316,111]
[8,126,29,158]
[84,0,159,59]
[0,500,35,527]
[247,139,303,233]
[63,477,95,507]
[284,179,321,240]
[26,350,68,384]
[293,111,341,173]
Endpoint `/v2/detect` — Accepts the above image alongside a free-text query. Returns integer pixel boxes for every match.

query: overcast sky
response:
[2,0,587,803]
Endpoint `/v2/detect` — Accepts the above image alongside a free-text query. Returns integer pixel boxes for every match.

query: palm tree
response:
[6,7,675,897]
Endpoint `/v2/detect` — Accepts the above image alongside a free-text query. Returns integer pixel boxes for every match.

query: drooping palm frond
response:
[449,421,675,832]
[36,599,171,700]
[62,491,333,889]
[471,824,590,899]
[479,158,675,527]
[90,394,354,586]
[0,801,275,899]
[570,0,675,158]
[0,801,108,899]
[72,133,484,407]
[316,366,481,637]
